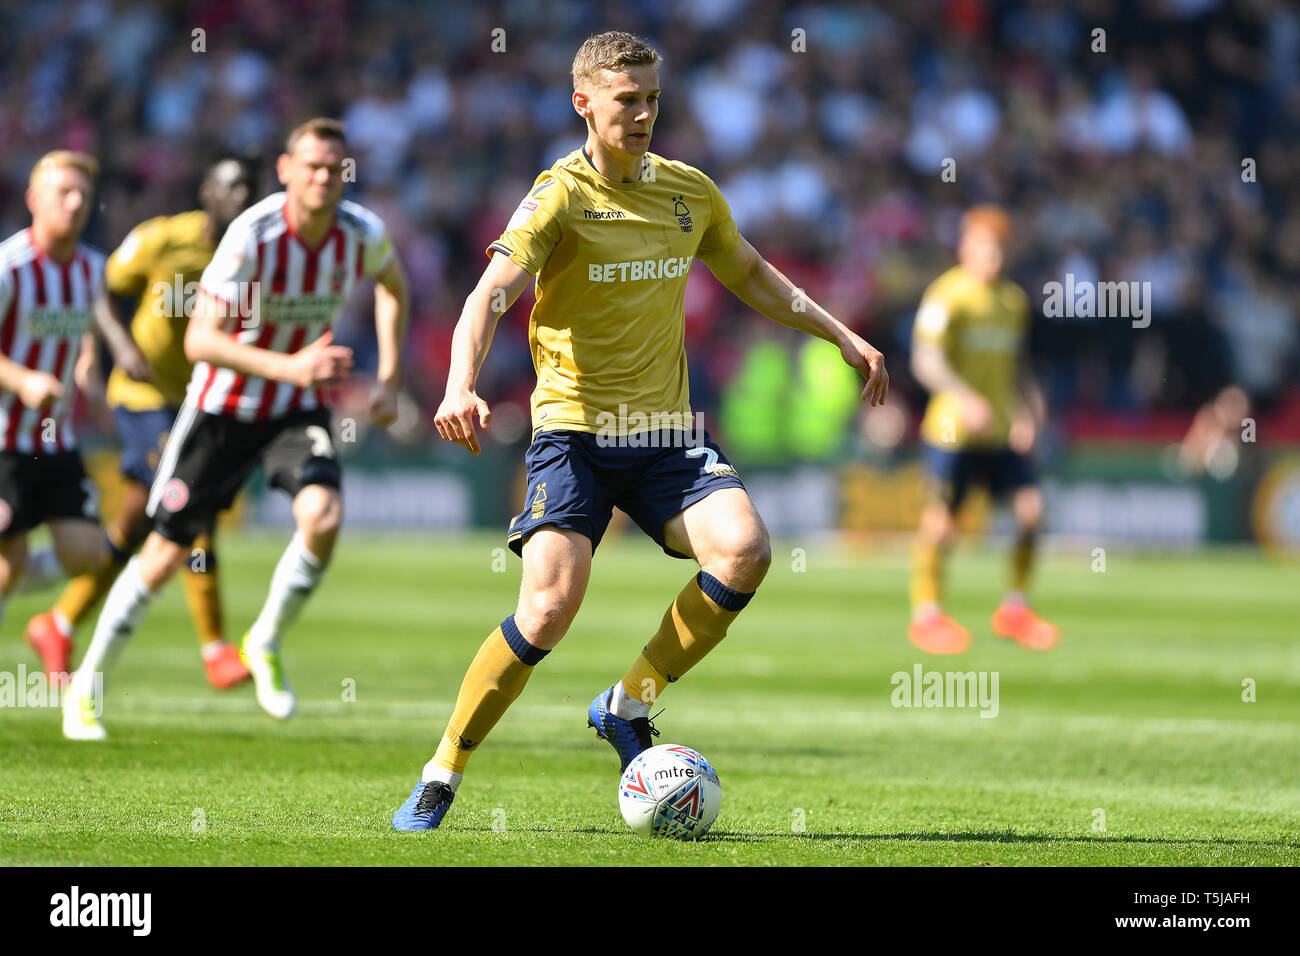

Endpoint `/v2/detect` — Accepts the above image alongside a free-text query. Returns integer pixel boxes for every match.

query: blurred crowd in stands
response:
[2,0,1297,460]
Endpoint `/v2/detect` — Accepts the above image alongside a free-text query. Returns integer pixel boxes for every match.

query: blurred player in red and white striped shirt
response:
[67,119,410,739]
[0,151,111,663]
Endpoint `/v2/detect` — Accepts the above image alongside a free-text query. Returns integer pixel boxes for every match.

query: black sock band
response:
[696,571,755,612]
[501,614,550,666]
[104,531,132,565]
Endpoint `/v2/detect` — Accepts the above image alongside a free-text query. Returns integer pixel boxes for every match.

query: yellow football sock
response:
[621,572,754,706]
[621,654,668,708]
[432,617,548,775]
[910,537,944,612]
[180,532,224,646]
[1011,529,1036,594]
[54,525,133,628]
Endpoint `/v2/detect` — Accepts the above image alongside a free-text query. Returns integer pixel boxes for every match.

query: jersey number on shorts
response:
[306,425,336,459]
[686,446,739,479]
[81,478,100,519]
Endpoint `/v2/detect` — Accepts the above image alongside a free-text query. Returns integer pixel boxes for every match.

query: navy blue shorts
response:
[924,444,1034,511]
[507,429,746,558]
[114,406,181,486]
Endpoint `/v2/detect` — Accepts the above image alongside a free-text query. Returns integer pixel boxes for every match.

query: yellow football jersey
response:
[104,210,215,411]
[914,265,1030,449]
[487,148,741,435]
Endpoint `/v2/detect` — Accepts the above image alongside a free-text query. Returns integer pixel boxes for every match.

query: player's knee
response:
[0,542,28,592]
[920,505,956,545]
[53,530,106,577]
[743,528,772,580]
[58,548,101,577]
[1013,488,1043,531]
[138,533,189,585]
[516,589,579,646]
[294,487,342,540]
[708,526,770,593]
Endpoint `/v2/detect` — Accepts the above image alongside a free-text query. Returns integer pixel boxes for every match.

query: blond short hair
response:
[571,31,662,91]
[285,117,347,154]
[29,150,99,191]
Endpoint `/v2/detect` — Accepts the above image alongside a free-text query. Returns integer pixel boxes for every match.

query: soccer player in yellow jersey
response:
[908,206,1059,655]
[392,32,889,830]
[24,155,257,688]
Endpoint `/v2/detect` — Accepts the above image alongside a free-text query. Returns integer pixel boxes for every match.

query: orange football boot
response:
[908,611,972,655]
[991,602,1060,650]
[204,642,251,689]
[24,611,72,683]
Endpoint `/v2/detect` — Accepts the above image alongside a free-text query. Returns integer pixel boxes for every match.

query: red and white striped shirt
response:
[192,192,393,421]
[0,229,105,454]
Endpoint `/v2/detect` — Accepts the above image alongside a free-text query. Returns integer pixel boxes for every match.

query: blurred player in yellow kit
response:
[24,155,258,688]
[908,206,1059,654]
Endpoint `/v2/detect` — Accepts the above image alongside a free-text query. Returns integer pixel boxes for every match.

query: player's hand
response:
[1009,408,1037,454]
[841,333,889,406]
[289,330,354,388]
[960,391,995,436]
[435,385,491,456]
[18,370,64,410]
[114,343,152,382]
[368,379,399,428]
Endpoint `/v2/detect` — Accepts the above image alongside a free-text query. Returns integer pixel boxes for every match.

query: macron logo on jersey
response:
[588,255,693,283]
[583,208,627,220]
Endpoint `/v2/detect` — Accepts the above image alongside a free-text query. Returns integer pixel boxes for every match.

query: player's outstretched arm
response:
[435,251,533,455]
[184,290,354,388]
[705,236,888,406]
[368,255,410,427]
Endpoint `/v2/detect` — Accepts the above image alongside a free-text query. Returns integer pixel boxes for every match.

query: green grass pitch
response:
[1,531,1296,866]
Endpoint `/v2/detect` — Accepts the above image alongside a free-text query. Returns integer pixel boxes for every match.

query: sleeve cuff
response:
[485,242,538,275]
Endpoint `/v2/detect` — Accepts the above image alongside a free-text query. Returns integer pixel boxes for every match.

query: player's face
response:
[278,134,345,214]
[958,224,1004,282]
[586,66,660,157]
[202,159,254,228]
[27,165,93,242]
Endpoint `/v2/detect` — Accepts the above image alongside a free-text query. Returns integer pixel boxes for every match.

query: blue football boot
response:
[391,780,456,831]
[587,685,660,772]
